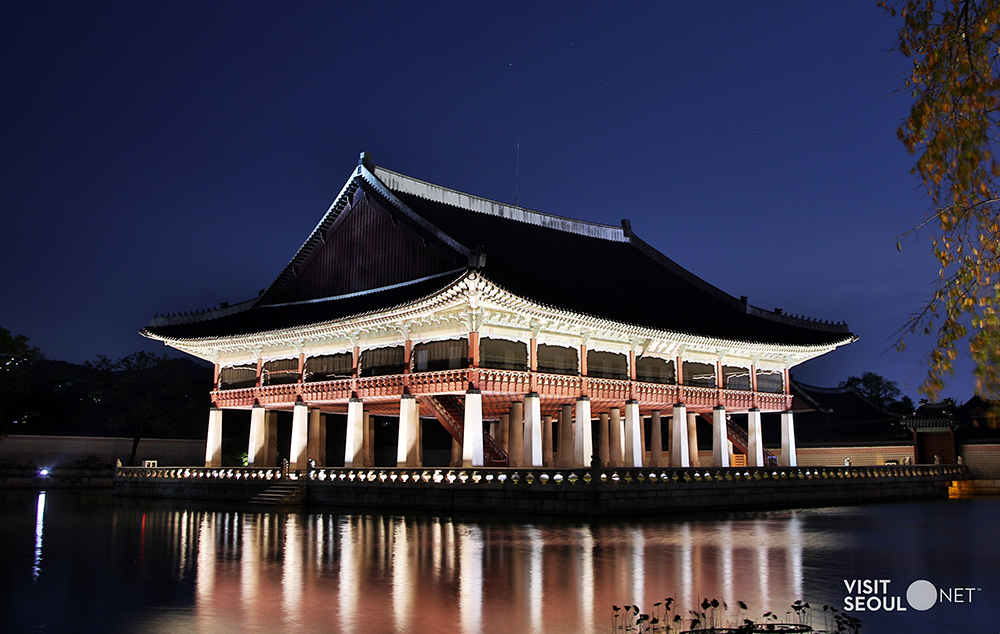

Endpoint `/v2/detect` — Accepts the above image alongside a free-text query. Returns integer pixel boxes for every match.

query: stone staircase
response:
[247,481,306,506]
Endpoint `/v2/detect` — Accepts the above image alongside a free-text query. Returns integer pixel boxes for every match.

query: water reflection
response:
[32,491,45,581]
[110,506,835,634]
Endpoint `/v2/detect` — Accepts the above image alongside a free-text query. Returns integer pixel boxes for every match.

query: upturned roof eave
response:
[143,270,855,363]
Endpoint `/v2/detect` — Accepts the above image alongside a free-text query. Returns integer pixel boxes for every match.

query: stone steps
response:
[247,481,306,506]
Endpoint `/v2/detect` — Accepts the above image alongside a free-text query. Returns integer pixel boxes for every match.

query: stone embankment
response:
[114,464,967,516]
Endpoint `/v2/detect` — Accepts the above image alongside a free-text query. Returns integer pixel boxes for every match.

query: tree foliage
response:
[0,327,41,438]
[881,0,1000,400]
[842,371,916,413]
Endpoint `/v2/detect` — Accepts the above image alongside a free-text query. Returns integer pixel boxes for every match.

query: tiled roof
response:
[145,157,855,346]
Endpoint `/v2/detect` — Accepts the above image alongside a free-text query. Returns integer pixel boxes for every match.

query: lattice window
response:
[587,350,627,380]
[723,365,751,391]
[305,353,353,382]
[683,361,716,388]
[755,369,784,393]
[479,338,527,371]
[220,365,257,390]
[263,358,299,385]
[537,344,579,376]
[413,339,469,372]
[360,346,406,377]
[636,357,675,384]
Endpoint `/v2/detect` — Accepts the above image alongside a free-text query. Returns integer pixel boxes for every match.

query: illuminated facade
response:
[143,153,854,470]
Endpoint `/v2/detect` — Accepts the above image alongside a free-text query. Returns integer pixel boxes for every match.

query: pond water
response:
[0,489,996,633]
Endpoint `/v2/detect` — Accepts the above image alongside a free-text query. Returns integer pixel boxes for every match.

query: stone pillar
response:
[308,408,322,464]
[780,411,797,467]
[574,397,592,467]
[747,408,764,467]
[397,394,419,467]
[524,394,542,467]
[205,408,223,468]
[608,408,622,468]
[712,406,730,467]
[290,401,309,470]
[649,410,664,468]
[363,411,375,467]
[542,415,554,467]
[248,406,267,466]
[265,410,278,467]
[344,398,364,467]
[624,400,642,467]
[509,402,524,467]
[670,403,689,467]
[462,389,484,467]
[687,413,700,467]
[558,404,574,467]
[598,413,610,467]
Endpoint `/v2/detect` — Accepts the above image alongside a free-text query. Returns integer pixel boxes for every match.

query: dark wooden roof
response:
[763,381,910,447]
[145,157,855,345]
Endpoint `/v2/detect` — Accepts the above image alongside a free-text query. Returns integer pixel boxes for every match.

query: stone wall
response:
[114,470,953,516]
[0,435,206,467]
[959,444,1000,478]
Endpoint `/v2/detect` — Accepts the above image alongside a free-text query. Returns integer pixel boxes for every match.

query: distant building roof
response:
[763,381,910,447]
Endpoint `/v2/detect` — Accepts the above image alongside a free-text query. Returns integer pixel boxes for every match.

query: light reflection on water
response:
[1,490,996,633]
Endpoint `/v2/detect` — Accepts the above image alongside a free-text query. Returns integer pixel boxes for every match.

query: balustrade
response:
[211,368,795,411]
[117,464,966,485]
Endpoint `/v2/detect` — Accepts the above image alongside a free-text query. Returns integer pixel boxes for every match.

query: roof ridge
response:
[373,166,628,242]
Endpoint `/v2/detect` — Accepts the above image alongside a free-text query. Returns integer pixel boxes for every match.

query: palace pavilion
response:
[143,153,855,471]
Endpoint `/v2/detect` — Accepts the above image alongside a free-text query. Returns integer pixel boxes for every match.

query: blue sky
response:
[0,2,975,401]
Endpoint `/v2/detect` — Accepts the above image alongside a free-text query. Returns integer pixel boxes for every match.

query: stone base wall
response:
[0,435,206,467]
[959,445,1000,478]
[1,466,115,488]
[114,478,274,501]
[949,479,1000,497]
[114,471,952,516]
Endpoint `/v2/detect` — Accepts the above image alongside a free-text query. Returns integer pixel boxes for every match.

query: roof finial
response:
[359,151,374,169]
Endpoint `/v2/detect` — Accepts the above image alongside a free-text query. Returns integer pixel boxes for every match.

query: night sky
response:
[1,2,974,401]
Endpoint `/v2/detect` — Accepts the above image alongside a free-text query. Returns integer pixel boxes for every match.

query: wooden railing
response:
[211,369,793,411]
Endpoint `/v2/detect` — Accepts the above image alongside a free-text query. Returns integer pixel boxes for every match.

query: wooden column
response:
[308,408,322,463]
[608,408,623,468]
[364,411,373,467]
[542,415,554,467]
[687,412,700,467]
[509,402,524,467]
[499,413,510,453]
[598,413,610,467]
[558,404,574,467]
[265,410,278,467]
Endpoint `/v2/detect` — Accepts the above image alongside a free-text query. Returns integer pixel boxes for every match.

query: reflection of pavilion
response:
[144,153,853,471]
[175,509,814,634]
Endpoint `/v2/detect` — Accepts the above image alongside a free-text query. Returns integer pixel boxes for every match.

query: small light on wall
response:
[38,469,50,477]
